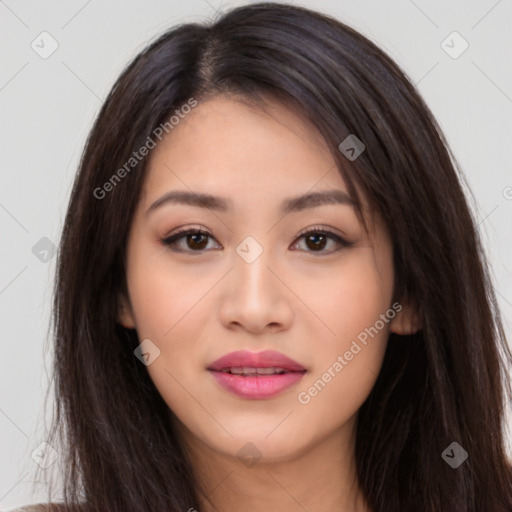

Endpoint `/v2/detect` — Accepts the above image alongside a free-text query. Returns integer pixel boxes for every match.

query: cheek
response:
[293,249,393,416]
[126,241,215,342]
[125,248,215,418]
[299,248,394,352]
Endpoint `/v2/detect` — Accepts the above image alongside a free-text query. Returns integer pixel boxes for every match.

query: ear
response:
[389,301,422,335]
[117,292,136,329]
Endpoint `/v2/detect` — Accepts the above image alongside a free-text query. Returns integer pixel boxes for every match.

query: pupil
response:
[306,233,326,250]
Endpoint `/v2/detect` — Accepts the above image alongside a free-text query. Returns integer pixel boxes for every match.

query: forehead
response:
[137,96,381,237]
[147,96,364,213]
[143,95,356,204]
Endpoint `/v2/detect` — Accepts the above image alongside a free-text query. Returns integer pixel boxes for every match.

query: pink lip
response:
[207,350,307,400]
[208,350,306,372]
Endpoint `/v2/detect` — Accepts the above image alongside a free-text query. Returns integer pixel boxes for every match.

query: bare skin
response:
[118,95,421,512]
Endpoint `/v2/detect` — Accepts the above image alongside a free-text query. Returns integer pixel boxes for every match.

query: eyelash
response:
[160,225,353,255]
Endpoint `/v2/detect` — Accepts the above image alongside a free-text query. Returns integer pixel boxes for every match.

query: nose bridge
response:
[218,234,293,332]
[233,235,275,300]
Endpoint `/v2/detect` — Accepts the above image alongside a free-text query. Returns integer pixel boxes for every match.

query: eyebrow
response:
[145,189,356,217]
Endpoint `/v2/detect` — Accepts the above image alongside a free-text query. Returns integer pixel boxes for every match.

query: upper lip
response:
[207,350,306,372]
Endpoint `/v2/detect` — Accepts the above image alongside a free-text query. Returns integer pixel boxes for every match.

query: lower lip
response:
[209,370,306,399]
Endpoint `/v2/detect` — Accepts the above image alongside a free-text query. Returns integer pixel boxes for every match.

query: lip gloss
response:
[209,370,306,399]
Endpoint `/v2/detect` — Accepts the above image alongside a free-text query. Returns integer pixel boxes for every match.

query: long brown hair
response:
[38,3,512,511]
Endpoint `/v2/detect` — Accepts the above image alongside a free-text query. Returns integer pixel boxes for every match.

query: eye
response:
[161,226,220,253]
[161,225,352,254]
[290,226,352,254]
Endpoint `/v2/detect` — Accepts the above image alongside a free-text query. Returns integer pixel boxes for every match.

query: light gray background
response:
[1,0,511,508]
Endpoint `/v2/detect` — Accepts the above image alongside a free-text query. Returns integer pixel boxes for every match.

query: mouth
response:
[207,350,307,399]
[216,366,302,376]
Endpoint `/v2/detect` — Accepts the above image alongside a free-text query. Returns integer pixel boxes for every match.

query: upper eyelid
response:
[165,222,347,237]
[163,225,346,241]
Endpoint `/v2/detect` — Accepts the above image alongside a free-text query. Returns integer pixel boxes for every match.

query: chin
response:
[211,428,311,465]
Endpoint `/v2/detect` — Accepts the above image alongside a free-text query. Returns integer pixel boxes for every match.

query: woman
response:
[14,2,512,511]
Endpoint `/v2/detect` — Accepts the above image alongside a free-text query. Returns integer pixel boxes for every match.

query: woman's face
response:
[118,95,418,464]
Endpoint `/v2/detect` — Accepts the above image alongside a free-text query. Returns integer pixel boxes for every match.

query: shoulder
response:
[5,504,68,512]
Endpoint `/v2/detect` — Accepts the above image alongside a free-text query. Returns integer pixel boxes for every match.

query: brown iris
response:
[304,232,327,251]
[186,233,209,250]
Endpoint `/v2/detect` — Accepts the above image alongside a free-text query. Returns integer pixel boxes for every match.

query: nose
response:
[218,244,294,335]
